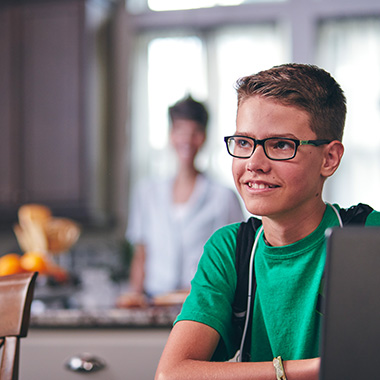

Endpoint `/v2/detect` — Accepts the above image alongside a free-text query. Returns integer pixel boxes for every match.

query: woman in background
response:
[123,96,244,304]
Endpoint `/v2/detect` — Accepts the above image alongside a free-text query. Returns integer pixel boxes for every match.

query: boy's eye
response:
[271,139,294,150]
[236,138,252,149]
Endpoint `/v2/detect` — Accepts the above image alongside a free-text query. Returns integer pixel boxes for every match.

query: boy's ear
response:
[321,140,344,178]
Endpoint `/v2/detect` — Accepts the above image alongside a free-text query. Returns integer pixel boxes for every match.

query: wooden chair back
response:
[0,272,38,380]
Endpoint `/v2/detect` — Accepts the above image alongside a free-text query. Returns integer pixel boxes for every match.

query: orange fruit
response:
[20,251,48,274]
[0,253,23,276]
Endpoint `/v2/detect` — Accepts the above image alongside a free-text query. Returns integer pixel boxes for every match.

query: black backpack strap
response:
[232,217,262,361]
[338,203,373,225]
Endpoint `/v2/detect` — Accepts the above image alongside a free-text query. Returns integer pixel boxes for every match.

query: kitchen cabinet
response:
[0,0,114,227]
[20,328,170,379]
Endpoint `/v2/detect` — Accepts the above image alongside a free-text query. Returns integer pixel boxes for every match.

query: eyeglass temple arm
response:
[300,139,332,146]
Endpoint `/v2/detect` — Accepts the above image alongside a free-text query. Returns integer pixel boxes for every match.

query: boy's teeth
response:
[248,182,274,189]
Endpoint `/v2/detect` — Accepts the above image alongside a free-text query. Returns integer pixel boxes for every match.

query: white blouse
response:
[126,174,244,296]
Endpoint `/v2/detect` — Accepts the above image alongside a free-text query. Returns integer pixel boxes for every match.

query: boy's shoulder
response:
[364,208,380,226]
[205,221,248,254]
[332,203,380,226]
[209,221,242,240]
[205,218,262,257]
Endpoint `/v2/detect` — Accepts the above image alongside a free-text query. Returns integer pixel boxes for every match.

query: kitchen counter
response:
[25,288,181,378]
[22,326,172,379]
[25,306,178,378]
[30,305,181,328]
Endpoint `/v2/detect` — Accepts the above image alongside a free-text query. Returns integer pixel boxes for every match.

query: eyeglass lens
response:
[228,137,297,160]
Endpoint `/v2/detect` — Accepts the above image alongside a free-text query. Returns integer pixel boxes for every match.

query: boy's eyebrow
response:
[233,132,300,139]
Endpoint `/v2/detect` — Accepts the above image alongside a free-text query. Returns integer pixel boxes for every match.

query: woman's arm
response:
[155,321,320,380]
[116,244,147,308]
[129,243,146,293]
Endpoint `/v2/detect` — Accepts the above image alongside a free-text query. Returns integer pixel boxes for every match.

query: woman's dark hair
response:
[168,95,209,131]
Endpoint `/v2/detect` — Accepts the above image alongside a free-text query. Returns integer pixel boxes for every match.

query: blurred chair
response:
[0,272,38,380]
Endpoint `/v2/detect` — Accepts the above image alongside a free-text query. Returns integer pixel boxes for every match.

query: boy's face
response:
[233,96,326,219]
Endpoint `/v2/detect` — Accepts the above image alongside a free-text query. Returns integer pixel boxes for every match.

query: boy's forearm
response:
[156,357,320,380]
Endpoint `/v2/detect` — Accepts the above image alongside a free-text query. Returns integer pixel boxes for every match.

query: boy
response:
[155,64,380,379]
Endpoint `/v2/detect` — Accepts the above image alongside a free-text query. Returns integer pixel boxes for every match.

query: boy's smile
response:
[247,181,279,190]
[233,95,327,221]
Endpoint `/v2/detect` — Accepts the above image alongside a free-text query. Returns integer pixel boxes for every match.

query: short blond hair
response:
[235,63,346,141]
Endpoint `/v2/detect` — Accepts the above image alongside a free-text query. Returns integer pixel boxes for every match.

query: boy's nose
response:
[246,144,271,172]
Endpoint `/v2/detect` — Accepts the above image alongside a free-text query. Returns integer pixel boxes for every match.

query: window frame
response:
[129,0,380,63]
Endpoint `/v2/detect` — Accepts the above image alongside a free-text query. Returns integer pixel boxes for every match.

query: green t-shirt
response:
[175,204,380,362]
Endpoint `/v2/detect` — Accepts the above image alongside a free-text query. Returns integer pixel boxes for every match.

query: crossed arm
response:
[155,320,320,380]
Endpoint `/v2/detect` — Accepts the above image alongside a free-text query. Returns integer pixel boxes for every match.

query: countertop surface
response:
[30,306,181,328]
[30,271,184,329]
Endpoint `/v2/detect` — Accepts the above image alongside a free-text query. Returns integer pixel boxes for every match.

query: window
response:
[318,18,380,209]
[127,0,380,212]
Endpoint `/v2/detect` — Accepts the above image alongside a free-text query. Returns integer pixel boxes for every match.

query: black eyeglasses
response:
[224,135,332,161]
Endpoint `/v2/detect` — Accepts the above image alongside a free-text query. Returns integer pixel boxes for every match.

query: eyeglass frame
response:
[224,135,332,161]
